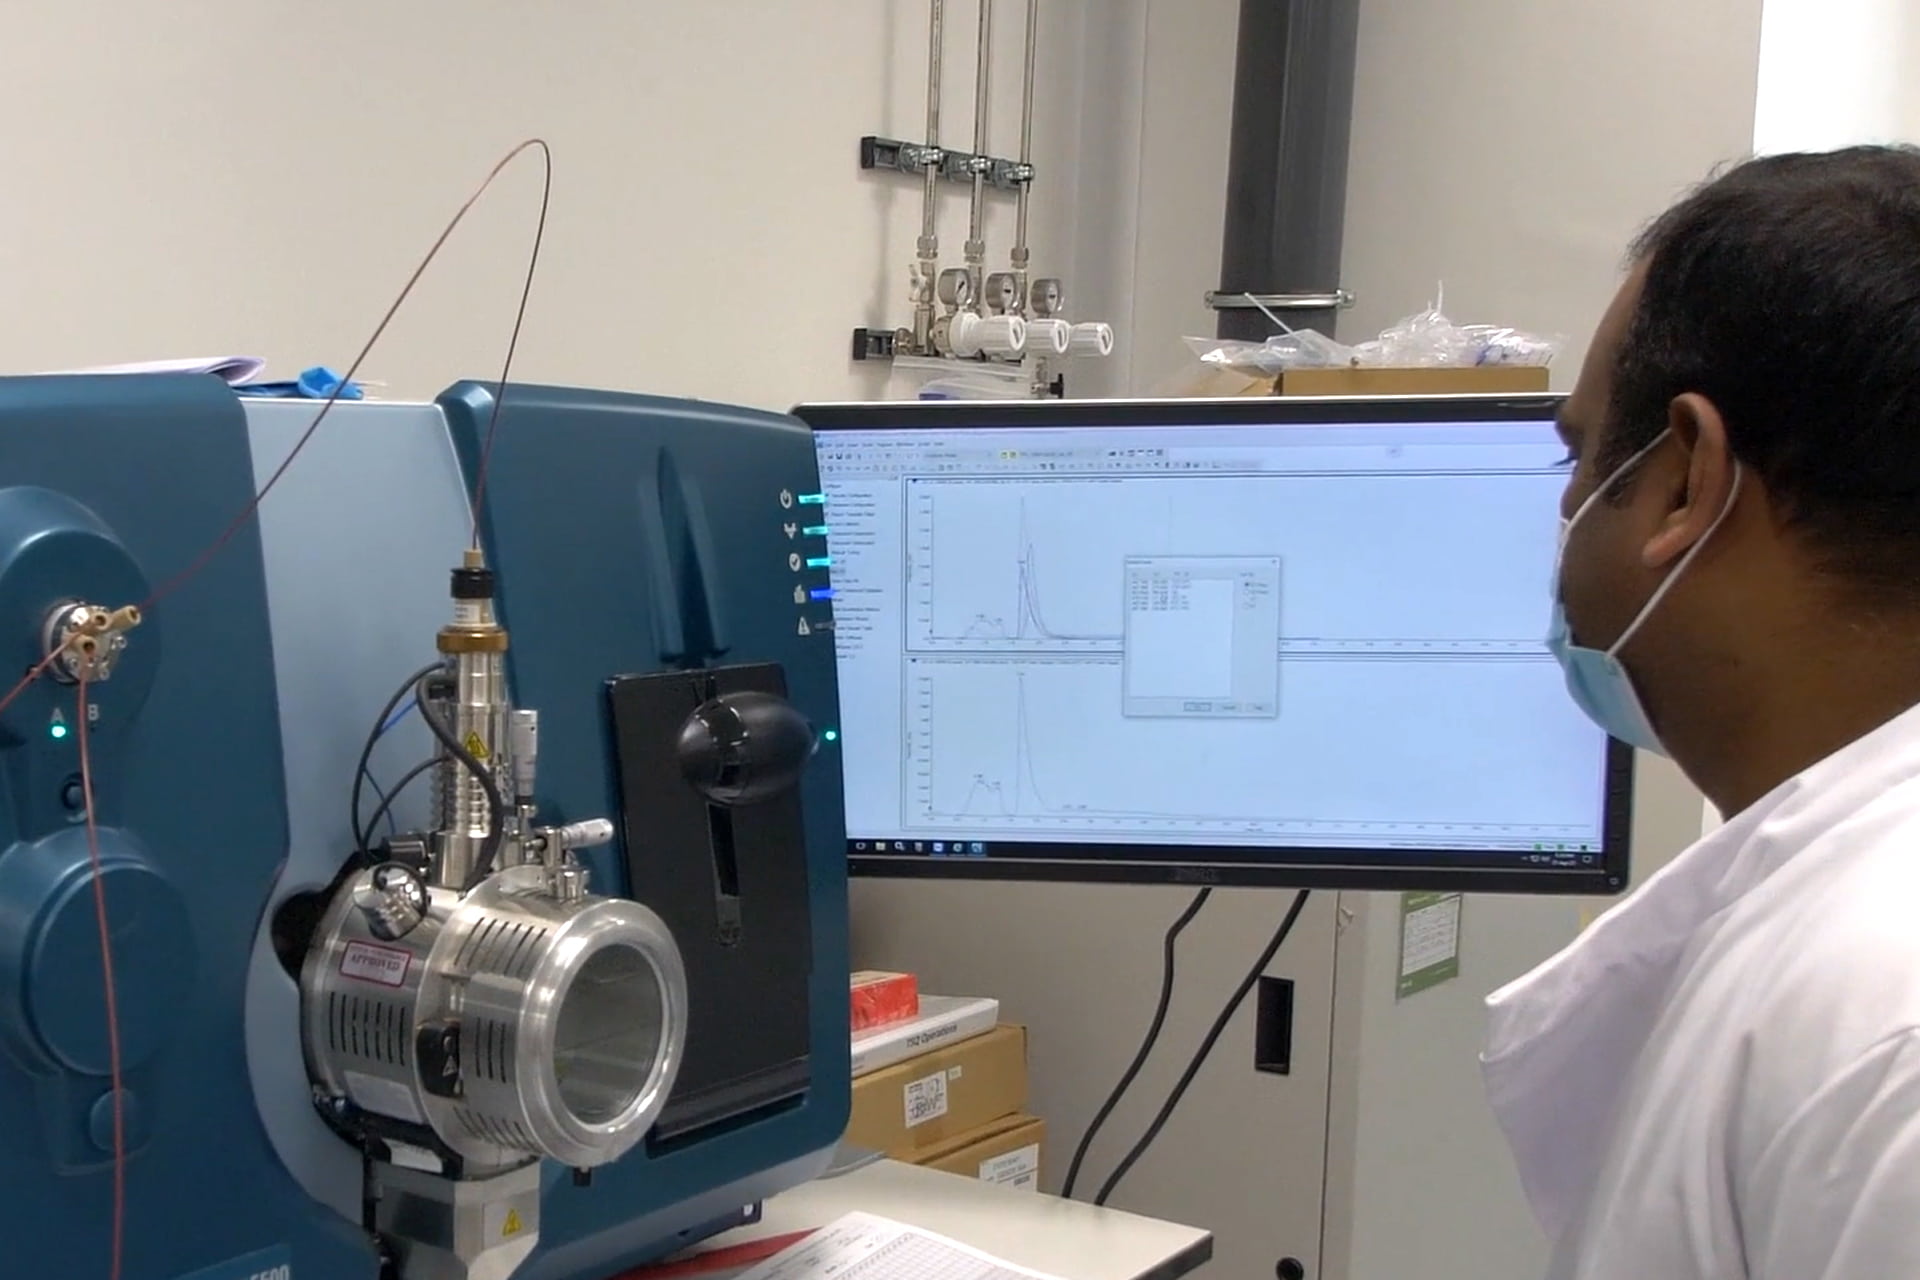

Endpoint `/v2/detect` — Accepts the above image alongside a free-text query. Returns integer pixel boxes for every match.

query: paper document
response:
[28,356,268,384]
[1397,891,1463,999]
[736,1213,1064,1280]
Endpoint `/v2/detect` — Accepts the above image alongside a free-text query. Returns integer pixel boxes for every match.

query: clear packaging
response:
[1164,288,1561,390]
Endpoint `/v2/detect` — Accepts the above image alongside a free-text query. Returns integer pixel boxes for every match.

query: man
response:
[1483,145,1920,1278]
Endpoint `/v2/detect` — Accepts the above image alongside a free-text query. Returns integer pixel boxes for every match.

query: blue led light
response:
[809,587,835,601]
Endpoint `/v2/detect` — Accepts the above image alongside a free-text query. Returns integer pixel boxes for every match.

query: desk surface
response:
[731,1159,1213,1280]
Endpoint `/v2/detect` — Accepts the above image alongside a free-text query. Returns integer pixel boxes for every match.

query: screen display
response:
[797,395,1631,894]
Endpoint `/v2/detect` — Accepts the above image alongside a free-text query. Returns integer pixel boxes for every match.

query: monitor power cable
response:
[1091,888,1312,1208]
[1061,886,1213,1200]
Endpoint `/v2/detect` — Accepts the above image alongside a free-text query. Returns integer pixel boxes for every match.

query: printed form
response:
[737,1213,1064,1280]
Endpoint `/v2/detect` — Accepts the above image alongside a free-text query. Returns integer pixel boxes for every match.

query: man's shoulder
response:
[1711,835,1920,1118]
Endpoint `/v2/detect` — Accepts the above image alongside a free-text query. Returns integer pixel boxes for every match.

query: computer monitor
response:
[794,394,1632,895]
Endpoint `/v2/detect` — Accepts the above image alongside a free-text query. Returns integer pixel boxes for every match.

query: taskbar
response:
[847,836,1605,871]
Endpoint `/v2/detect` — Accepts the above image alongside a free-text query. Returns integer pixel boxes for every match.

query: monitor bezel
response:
[794,392,1634,897]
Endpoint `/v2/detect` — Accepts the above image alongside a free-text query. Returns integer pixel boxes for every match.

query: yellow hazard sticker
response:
[463,731,490,761]
[484,1201,529,1241]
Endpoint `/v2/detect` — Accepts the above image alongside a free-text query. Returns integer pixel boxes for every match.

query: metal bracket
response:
[851,327,903,362]
[860,136,1032,192]
[1205,290,1355,312]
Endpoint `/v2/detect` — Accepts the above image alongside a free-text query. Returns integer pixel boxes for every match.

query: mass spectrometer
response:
[0,374,848,1280]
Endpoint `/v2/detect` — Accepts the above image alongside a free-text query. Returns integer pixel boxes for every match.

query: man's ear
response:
[1642,393,1735,569]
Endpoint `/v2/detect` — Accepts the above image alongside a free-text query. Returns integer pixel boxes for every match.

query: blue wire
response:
[377,696,418,738]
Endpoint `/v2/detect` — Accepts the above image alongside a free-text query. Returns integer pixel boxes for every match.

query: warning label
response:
[339,940,411,988]
[483,1201,531,1242]
[463,731,490,761]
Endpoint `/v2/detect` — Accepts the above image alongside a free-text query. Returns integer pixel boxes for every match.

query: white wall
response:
[1050,0,1238,399]
[0,1,1107,411]
[1325,3,1766,1279]
[1754,0,1920,152]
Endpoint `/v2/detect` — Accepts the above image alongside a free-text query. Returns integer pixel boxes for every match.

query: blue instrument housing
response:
[0,374,849,1280]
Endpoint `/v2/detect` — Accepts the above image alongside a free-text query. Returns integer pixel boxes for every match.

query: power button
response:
[60,776,84,813]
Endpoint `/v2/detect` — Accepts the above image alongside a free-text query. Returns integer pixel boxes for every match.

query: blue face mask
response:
[1547,430,1741,755]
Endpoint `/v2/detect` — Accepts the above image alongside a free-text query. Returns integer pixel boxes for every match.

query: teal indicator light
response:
[802,525,830,537]
[48,722,67,741]
[797,492,826,506]
[823,729,839,743]
[805,556,832,569]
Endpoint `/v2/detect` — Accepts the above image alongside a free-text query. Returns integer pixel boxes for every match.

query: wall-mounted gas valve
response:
[852,0,1112,398]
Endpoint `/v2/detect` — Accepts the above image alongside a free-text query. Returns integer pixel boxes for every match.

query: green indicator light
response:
[48,723,67,741]
[802,525,830,537]
[805,556,832,569]
[823,729,839,743]
[797,492,826,506]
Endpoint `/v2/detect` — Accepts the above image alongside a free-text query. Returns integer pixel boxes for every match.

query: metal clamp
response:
[862,136,1031,192]
[1204,290,1355,312]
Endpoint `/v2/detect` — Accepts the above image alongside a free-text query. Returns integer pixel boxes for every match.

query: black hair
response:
[1603,145,1920,596]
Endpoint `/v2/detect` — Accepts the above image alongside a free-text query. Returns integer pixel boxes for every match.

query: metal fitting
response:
[42,601,139,684]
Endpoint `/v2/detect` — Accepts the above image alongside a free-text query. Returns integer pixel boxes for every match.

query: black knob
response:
[676,691,815,806]
[416,1020,464,1099]
[1276,1259,1306,1280]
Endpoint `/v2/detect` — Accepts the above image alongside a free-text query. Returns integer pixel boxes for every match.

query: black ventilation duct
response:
[1213,0,1360,342]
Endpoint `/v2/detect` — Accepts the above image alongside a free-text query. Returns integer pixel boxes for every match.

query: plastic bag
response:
[1349,291,1559,368]
[1175,291,1558,373]
[1156,289,1560,396]
[1177,328,1357,374]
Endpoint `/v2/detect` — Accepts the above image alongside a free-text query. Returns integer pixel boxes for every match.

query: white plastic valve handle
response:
[951,311,1029,358]
[1027,318,1072,355]
[1068,321,1115,357]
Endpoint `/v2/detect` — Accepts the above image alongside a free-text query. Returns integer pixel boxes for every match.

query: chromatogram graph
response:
[900,656,1605,842]
[905,482,1157,653]
[905,658,1291,834]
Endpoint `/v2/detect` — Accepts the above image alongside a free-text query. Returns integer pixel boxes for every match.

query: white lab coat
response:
[1483,701,1920,1279]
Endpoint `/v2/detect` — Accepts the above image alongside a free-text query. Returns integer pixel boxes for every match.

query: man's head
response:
[1555,145,1920,806]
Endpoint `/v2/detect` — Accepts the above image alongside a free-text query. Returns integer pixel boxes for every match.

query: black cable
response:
[1092,888,1312,1208]
[355,756,442,857]
[363,772,396,839]
[350,661,446,865]
[1061,887,1213,1199]
[413,671,507,893]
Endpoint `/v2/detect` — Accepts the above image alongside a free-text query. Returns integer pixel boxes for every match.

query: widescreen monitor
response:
[794,394,1631,895]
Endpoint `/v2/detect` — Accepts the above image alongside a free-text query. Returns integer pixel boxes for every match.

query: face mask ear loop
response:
[1607,462,1743,660]
[1557,429,1672,594]
[1567,429,1673,531]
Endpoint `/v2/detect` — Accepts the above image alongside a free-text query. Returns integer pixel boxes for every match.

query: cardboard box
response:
[850,970,919,1032]
[912,1114,1046,1192]
[1153,363,1275,398]
[1271,365,1550,396]
[844,1024,1027,1157]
